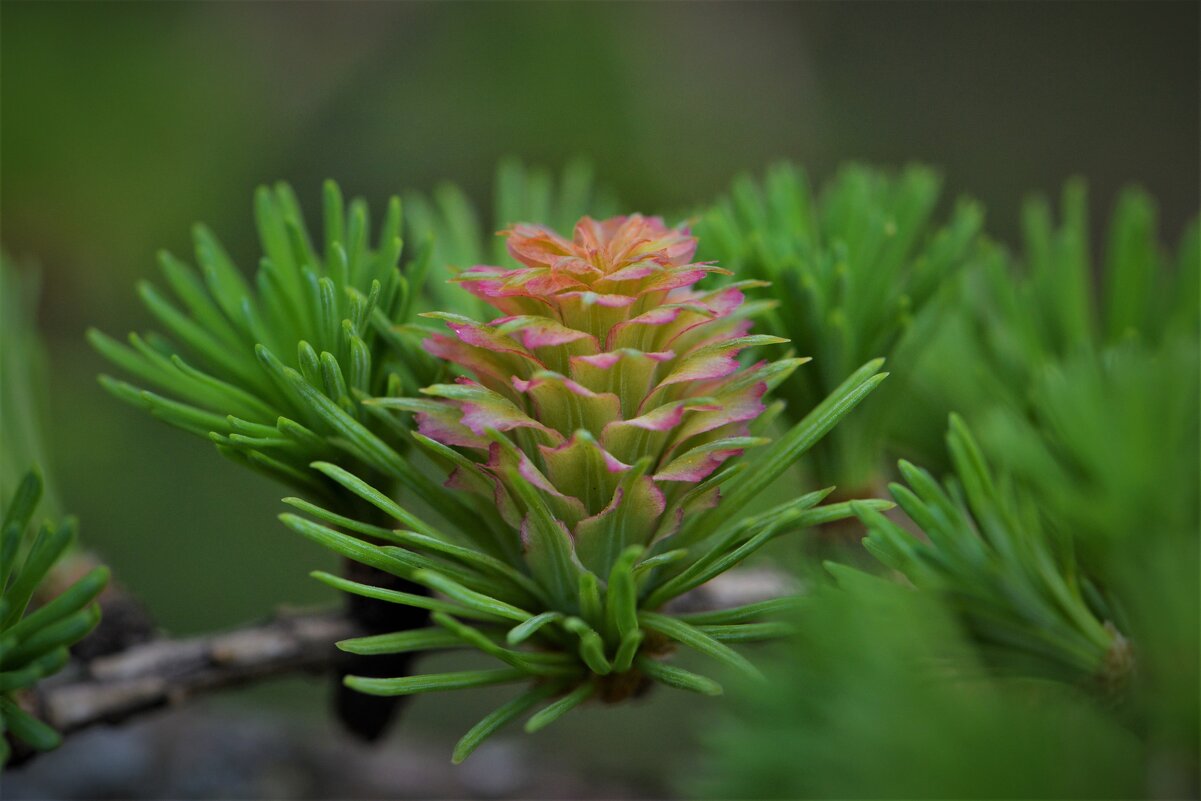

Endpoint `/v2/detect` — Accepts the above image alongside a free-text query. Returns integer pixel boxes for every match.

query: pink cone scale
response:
[411,216,792,576]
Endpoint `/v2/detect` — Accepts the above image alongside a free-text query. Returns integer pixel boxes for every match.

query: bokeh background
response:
[2,1,1198,797]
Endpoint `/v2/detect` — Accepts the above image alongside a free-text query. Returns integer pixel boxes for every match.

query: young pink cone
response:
[412,215,795,579]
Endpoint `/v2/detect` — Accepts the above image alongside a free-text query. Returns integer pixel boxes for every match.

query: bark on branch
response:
[28,609,361,737]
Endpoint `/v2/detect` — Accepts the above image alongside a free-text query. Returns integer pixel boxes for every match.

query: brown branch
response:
[27,609,361,737]
[21,568,795,740]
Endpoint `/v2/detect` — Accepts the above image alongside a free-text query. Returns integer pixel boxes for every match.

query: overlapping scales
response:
[406,215,795,564]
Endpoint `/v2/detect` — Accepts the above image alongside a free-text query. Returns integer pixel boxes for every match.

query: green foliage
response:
[909,182,1200,466]
[863,186,1199,788]
[694,179,1200,793]
[847,411,1198,794]
[0,470,108,767]
[966,339,1199,786]
[990,182,1197,360]
[855,416,1125,686]
[284,361,888,761]
[697,163,983,488]
[90,182,444,503]
[690,570,1144,799]
[979,339,1199,551]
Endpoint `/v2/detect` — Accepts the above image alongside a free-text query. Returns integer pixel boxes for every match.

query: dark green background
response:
[2,0,1197,780]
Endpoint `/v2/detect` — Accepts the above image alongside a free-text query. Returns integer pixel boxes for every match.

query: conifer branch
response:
[25,609,359,738]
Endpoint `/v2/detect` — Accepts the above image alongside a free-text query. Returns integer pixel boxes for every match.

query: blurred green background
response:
[1,0,1198,785]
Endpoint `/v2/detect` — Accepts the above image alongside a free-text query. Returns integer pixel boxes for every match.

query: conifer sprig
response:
[855,416,1127,687]
[89,182,443,502]
[698,163,982,489]
[914,182,1200,459]
[0,470,108,767]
